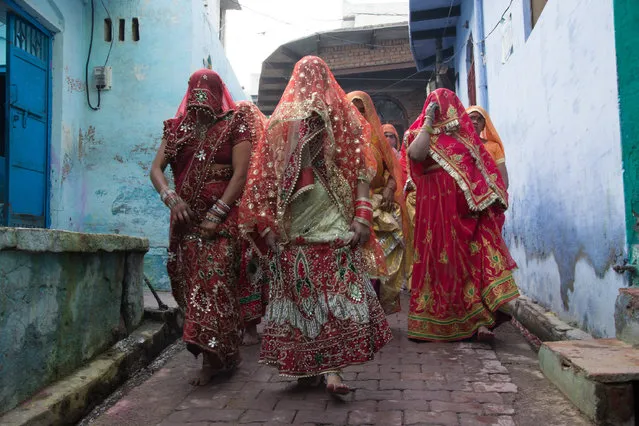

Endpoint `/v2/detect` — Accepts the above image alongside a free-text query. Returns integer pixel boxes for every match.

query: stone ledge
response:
[508,296,592,344]
[539,339,637,425]
[0,228,149,253]
[0,314,181,426]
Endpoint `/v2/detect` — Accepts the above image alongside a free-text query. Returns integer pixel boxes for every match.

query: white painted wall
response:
[456,0,626,337]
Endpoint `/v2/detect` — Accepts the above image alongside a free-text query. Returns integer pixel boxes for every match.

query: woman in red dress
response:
[150,70,260,385]
[406,88,519,342]
[239,56,392,394]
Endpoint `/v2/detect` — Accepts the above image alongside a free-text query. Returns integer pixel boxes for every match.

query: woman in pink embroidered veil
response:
[150,69,261,385]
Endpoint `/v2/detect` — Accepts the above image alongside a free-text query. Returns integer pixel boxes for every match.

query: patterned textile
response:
[406,89,518,341]
[239,56,392,376]
[163,70,261,361]
[346,92,412,315]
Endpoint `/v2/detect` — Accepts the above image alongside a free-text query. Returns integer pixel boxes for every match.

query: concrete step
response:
[0,311,181,426]
[539,338,639,425]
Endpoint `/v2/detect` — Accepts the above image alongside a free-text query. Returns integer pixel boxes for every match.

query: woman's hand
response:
[171,200,195,226]
[425,101,439,120]
[265,230,280,253]
[199,220,219,239]
[404,179,416,194]
[381,186,394,211]
[347,220,371,248]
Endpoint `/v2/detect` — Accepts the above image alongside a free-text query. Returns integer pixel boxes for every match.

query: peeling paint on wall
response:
[455,0,626,337]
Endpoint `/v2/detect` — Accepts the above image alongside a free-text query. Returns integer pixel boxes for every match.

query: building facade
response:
[409,0,637,337]
[0,0,245,290]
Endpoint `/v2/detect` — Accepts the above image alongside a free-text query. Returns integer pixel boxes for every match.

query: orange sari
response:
[346,92,412,314]
[406,89,519,341]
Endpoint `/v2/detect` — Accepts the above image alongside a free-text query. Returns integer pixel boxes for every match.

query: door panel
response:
[4,12,50,228]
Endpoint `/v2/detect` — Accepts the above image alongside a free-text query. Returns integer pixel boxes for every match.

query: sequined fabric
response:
[242,56,392,376]
[406,89,518,342]
[162,70,261,360]
[232,101,269,327]
[238,56,386,276]
[347,92,413,314]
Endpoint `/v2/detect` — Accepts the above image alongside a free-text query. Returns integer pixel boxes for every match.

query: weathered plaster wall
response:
[19,0,246,290]
[455,0,626,337]
[0,228,148,414]
[614,0,639,252]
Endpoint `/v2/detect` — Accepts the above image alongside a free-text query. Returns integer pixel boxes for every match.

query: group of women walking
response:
[150,56,519,394]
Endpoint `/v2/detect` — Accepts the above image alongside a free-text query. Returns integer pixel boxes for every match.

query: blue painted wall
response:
[16,0,245,290]
[455,0,626,337]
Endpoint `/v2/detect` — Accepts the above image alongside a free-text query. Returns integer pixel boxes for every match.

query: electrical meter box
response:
[93,66,112,90]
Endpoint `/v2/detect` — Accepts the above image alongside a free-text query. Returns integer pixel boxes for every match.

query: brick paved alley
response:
[84,295,591,426]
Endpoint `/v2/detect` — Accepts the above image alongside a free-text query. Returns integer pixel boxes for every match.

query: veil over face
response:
[163,69,237,158]
[240,56,377,235]
[239,55,386,276]
[407,88,508,211]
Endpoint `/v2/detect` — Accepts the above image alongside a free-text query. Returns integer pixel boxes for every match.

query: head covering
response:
[163,69,236,158]
[466,105,505,155]
[239,56,385,273]
[382,124,400,147]
[407,89,508,211]
[346,92,404,203]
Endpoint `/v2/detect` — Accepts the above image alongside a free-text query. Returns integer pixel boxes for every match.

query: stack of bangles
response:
[354,197,373,228]
[205,198,231,224]
[160,188,182,209]
[421,117,435,135]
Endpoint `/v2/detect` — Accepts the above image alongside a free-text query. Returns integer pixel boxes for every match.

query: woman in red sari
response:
[406,88,519,341]
[240,56,392,394]
[235,101,269,345]
[150,70,259,385]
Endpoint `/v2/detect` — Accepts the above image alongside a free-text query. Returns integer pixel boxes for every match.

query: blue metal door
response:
[4,12,51,227]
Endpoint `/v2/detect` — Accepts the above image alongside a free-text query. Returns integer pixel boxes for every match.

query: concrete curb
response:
[508,296,593,344]
[0,310,181,426]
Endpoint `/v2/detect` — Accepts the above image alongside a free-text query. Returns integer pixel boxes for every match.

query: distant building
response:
[0,0,246,290]
[258,22,452,137]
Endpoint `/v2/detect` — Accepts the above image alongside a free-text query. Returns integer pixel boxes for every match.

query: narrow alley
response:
[81,295,590,426]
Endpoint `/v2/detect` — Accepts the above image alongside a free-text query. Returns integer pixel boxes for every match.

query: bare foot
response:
[325,372,351,395]
[477,325,495,342]
[189,365,218,386]
[189,354,221,386]
[242,324,260,346]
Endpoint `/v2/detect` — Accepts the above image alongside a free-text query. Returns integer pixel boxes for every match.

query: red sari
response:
[406,89,519,341]
[163,70,258,364]
[239,56,392,377]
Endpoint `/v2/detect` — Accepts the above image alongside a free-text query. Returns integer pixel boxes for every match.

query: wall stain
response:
[114,155,124,163]
[78,126,102,159]
[509,188,625,311]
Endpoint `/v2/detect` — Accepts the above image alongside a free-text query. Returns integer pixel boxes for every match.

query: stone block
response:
[0,228,149,414]
[122,253,145,332]
[615,288,639,346]
[539,339,637,425]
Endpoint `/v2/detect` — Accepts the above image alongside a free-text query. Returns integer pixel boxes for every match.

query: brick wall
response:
[319,38,412,70]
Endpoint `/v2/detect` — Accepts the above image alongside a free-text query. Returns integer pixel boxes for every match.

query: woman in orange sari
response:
[406,88,519,341]
[467,106,508,231]
[150,70,258,385]
[347,92,412,314]
[240,56,391,393]
[467,106,509,188]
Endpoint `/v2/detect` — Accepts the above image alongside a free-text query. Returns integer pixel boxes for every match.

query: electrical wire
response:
[100,0,114,66]
[85,0,100,110]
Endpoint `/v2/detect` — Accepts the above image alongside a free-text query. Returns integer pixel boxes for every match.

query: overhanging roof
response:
[258,23,426,114]
[409,0,460,71]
